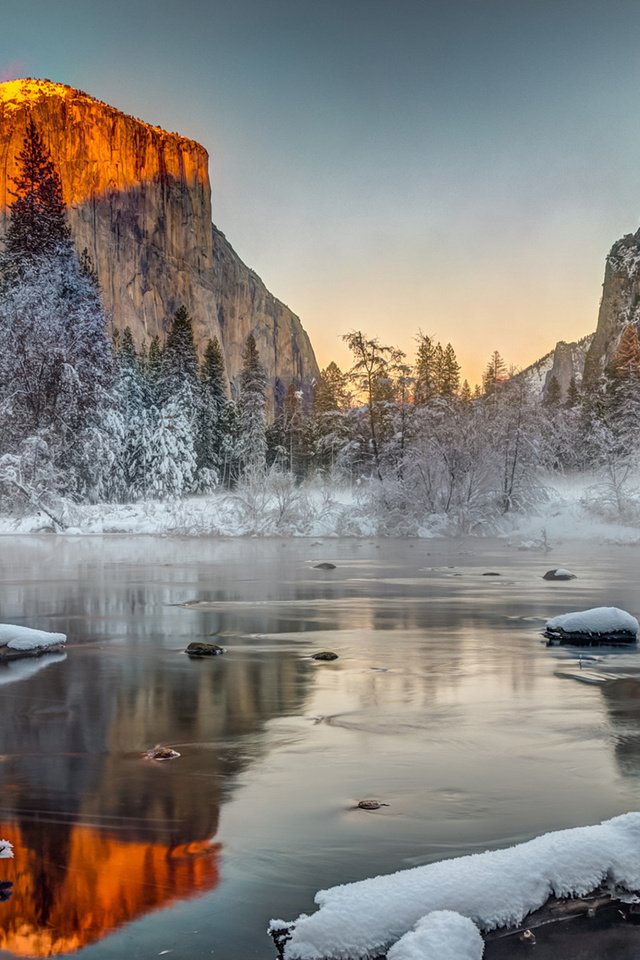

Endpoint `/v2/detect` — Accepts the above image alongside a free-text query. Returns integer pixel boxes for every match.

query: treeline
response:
[1,118,639,529]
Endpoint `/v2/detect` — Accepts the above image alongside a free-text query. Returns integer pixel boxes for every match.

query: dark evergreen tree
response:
[237,333,268,477]
[414,333,438,404]
[565,376,580,409]
[2,118,72,272]
[544,374,562,408]
[196,337,230,488]
[482,351,508,396]
[439,343,461,397]
[160,305,198,400]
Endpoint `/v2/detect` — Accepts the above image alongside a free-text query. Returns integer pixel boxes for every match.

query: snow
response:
[545,607,638,638]
[276,812,640,960]
[0,624,66,651]
[551,568,574,578]
[386,912,484,960]
[0,840,13,860]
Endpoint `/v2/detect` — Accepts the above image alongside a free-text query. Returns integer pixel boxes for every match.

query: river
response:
[0,535,638,959]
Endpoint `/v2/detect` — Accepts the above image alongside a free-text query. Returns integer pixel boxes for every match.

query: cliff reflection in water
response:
[0,549,312,956]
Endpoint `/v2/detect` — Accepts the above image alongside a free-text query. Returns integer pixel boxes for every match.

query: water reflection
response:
[0,540,313,956]
[600,678,640,777]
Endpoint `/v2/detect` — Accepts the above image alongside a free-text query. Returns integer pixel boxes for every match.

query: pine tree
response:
[440,343,461,397]
[160,305,199,400]
[565,376,581,408]
[483,351,508,396]
[2,118,72,271]
[237,333,268,477]
[195,337,229,489]
[414,333,438,404]
[460,379,472,403]
[544,374,562,408]
[614,323,640,379]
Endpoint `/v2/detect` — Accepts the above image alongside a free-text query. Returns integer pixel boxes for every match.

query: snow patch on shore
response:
[275,812,640,960]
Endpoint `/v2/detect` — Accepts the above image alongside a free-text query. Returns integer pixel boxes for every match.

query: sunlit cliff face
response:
[0,822,220,957]
[0,78,209,209]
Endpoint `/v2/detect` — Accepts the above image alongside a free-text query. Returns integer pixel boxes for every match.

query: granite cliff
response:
[519,335,592,400]
[582,229,640,387]
[0,78,319,406]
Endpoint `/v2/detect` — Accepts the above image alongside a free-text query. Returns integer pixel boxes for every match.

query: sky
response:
[2,0,640,384]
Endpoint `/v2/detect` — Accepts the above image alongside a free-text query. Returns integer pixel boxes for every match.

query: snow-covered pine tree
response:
[160,306,199,400]
[195,337,230,490]
[0,117,113,504]
[237,333,268,478]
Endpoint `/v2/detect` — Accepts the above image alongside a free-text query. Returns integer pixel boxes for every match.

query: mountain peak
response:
[0,78,84,107]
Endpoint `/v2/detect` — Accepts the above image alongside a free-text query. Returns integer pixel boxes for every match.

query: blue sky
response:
[2,0,640,381]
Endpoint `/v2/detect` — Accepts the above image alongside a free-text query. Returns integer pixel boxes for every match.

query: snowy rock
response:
[387,911,484,960]
[0,624,66,658]
[0,840,13,859]
[543,568,576,581]
[544,607,638,645]
[273,811,640,960]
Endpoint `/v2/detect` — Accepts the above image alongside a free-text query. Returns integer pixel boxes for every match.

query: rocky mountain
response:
[0,78,319,408]
[519,335,592,400]
[582,229,640,387]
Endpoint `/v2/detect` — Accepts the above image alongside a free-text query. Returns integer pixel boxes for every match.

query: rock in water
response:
[543,568,577,581]
[144,745,181,761]
[356,800,389,810]
[312,651,338,661]
[186,641,225,657]
[313,562,336,570]
[0,79,319,412]
[482,572,501,576]
[544,607,638,645]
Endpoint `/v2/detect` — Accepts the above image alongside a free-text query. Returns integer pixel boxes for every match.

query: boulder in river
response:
[0,624,66,660]
[313,562,336,570]
[186,641,226,657]
[312,651,338,661]
[543,568,577,581]
[544,607,638,645]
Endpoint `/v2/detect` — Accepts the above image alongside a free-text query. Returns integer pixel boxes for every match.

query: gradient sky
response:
[2,0,640,383]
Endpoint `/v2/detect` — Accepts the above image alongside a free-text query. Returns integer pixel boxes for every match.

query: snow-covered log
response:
[0,624,66,659]
[544,607,638,645]
[270,812,640,960]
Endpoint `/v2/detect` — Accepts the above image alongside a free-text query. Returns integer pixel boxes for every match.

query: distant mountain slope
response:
[518,334,593,399]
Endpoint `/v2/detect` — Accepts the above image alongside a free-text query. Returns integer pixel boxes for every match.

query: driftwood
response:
[271,890,640,959]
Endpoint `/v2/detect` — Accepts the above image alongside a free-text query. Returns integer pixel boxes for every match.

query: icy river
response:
[0,535,639,959]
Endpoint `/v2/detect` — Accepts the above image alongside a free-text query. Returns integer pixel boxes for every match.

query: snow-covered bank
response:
[271,812,640,960]
[1,472,640,540]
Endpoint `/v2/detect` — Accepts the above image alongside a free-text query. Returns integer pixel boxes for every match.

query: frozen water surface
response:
[0,536,638,958]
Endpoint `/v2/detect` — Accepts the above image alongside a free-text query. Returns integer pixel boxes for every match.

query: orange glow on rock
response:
[0,79,209,211]
[0,822,220,957]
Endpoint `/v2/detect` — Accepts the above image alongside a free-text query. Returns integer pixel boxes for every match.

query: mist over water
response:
[0,536,637,958]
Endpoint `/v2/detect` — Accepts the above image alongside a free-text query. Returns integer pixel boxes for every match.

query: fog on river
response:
[0,536,638,959]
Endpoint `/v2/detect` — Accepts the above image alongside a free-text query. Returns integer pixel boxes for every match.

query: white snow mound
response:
[278,812,640,960]
[0,624,67,651]
[387,911,484,960]
[545,607,638,637]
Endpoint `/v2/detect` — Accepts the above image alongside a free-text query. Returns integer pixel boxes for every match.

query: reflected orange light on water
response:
[0,824,220,957]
